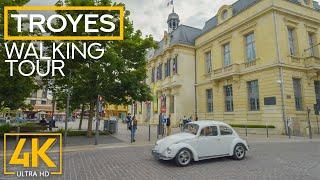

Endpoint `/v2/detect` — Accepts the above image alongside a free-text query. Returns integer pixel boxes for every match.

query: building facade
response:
[195,0,320,134]
[25,88,53,119]
[133,0,320,134]
[133,10,201,126]
[105,104,128,121]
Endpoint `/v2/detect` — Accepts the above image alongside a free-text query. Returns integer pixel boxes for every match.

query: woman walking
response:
[131,116,138,142]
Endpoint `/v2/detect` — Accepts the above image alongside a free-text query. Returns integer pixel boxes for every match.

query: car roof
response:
[189,120,231,128]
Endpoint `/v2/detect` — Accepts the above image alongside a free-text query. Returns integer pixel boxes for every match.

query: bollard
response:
[148,124,151,141]
[287,119,291,139]
[266,125,269,138]
[245,124,248,137]
[317,116,320,134]
[156,124,159,139]
[307,108,312,139]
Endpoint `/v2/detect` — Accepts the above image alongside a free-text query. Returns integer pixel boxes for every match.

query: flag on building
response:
[167,0,173,7]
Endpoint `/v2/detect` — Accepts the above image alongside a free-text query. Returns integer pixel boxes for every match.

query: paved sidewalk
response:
[1,141,319,180]
[51,119,320,151]
[112,123,320,146]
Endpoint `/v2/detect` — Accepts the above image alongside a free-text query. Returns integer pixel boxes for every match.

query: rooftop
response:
[200,0,320,36]
[149,0,320,60]
[150,25,201,59]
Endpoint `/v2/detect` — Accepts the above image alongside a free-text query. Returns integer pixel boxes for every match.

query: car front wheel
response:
[232,144,246,160]
[175,148,192,167]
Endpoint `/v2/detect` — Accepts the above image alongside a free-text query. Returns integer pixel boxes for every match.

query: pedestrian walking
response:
[163,115,167,136]
[40,118,47,126]
[167,115,171,136]
[126,113,132,130]
[182,116,188,126]
[131,116,138,142]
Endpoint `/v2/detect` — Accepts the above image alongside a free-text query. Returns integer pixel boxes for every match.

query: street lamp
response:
[64,70,72,147]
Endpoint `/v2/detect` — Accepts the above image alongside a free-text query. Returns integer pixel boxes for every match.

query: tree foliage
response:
[45,0,155,136]
[0,0,38,111]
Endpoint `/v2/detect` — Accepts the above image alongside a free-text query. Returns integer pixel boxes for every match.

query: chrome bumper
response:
[152,149,173,161]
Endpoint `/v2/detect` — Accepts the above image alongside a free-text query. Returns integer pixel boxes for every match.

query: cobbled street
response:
[0,141,319,180]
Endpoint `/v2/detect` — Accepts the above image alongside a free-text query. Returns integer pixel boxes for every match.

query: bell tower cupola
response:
[167,8,180,33]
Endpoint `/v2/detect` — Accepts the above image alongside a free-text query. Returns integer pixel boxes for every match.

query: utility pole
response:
[52,91,55,120]
[64,71,71,147]
[95,95,102,145]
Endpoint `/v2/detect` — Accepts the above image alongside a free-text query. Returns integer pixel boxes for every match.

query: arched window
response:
[222,10,228,20]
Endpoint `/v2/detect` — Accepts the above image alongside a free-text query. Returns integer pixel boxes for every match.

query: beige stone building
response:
[195,0,320,134]
[133,0,320,134]
[132,10,201,125]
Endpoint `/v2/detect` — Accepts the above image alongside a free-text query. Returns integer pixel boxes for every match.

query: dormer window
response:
[222,10,228,20]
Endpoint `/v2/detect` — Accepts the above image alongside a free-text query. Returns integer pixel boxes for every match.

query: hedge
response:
[55,129,110,136]
[0,123,109,136]
[0,123,11,134]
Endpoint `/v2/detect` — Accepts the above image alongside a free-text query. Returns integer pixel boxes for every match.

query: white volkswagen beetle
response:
[152,121,249,166]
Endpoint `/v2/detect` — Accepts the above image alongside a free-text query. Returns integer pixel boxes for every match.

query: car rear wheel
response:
[232,144,246,160]
[175,148,192,167]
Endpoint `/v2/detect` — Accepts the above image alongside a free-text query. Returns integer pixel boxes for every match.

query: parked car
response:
[152,121,249,166]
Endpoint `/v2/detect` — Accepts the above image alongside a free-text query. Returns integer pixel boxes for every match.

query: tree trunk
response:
[78,104,85,130]
[87,100,95,137]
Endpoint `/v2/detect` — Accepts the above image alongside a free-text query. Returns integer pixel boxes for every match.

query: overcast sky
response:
[27,0,320,41]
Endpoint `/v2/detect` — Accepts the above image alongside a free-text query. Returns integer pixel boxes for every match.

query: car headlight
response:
[166,147,172,154]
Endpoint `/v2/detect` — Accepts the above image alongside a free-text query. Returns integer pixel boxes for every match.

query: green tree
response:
[46,0,155,136]
[0,0,38,111]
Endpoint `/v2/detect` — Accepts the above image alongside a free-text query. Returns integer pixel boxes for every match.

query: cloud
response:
[26,0,320,41]
[114,0,236,40]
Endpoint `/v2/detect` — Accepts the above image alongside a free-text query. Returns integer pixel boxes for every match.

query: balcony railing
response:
[244,60,257,68]
[305,56,320,68]
[212,64,240,80]
[158,75,182,89]
[286,55,304,66]
[241,58,261,70]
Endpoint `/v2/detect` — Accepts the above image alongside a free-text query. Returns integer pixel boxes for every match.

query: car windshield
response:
[183,124,199,135]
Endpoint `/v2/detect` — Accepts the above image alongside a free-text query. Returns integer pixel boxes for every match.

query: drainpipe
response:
[194,47,198,118]
[272,5,287,135]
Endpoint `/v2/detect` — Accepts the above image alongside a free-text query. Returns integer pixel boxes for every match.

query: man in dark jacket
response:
[126,113,132,130]
[166,115,171,136]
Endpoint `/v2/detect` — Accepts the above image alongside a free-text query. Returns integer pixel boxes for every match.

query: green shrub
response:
[54,129,109,136]
[230,124,275,129]
[0,123,11,134]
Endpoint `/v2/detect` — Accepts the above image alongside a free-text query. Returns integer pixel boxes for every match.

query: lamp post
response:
[64,70,72,147]
[307,107,312,139]
[95,95,103,145]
